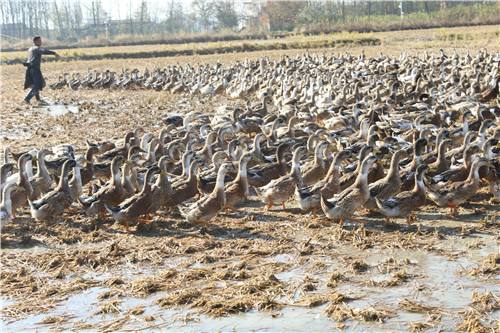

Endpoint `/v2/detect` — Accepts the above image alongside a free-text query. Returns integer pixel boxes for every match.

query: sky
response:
[82,0,194,21]
[84,0,260,21]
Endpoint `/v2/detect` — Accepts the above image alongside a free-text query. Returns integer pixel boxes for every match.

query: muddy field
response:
[1,31,499,332]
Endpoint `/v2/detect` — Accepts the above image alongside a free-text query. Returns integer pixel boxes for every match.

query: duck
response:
[179,163,232,224]
[3,147,36,183]
[85,138,116,154]
[0,162,15,200]
[196,151,231,194]
[249,133,274,164]
[247,142,291,187]
[339,145,373,190]
[68,159,83,201]
[43,146,75,176]
[198,131,218,164]
[121,160,140,196]
[0,182,17,228]
[105,165,160,231]
[425,157,492,216]
[321,155,378,225]
[400,138,428,191]
[300,141,330,186]
[258,146,306,209]
[96,131,135,162]
[150,156,173,211]
[364,149,405,210]
[167,159,203,206]
[446,131,475,160]
[25,149,55,199]
[431,145,481,184]
[375,164,429,223]
[80,146,100,186]
[79,156,127,216]
[224,152,253,210]
[426,139,452,176]
[28,159,77,221]
[295,149,352,213]
[421,129,449,163]
[10,154,34,218]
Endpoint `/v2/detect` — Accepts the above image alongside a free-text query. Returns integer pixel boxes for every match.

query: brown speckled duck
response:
[321,155,378,224]
[28,159,76,221]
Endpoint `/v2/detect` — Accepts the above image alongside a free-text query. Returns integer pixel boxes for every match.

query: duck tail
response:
[28,198,44,211]
[296,185,310,200]
[320,193,335,214]
[104,204,121,219]
[77,195,89,206]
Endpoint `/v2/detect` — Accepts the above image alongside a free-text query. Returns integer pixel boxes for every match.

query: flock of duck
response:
[2,50,499,231]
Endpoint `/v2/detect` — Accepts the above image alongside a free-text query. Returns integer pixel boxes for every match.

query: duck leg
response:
[266,199,273,211]
[281,202,286,210]
[449,206,459,217]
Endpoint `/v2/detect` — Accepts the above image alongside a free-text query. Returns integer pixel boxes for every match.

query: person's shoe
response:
[23,98,30,105]
[36,99,49,106]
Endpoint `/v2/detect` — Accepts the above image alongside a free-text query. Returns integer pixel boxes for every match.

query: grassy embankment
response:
[2,24,499,65]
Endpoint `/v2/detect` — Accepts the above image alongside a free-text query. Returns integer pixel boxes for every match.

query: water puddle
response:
[0,127,31,140]
[40,104,79,117]
[267,253,295,264]
[1,221,497,331]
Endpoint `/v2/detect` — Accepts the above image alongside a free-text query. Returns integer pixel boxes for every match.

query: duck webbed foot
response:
[448,206,459,217]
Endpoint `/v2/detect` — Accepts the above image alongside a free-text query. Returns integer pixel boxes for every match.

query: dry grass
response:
[325,303,395,323]
[469,291,499,313]
[466,254,499,278]
[2,24,498,64]
[369,270,415,287]
[399,298,442,314]
[456,291,499,333]
[95,300,122,315]
[1,31,379,63]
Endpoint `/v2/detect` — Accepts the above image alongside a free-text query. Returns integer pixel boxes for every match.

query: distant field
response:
[2,25,498,65]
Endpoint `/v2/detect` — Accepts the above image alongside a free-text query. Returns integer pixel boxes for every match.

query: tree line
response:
[1,1,498,44]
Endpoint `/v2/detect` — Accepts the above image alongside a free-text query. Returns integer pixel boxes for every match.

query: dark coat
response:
[24,66,46,90]
[23,46,55,90]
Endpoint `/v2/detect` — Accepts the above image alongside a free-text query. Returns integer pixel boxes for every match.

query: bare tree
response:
[214,0,239,30]
[193,0,215,31]
[53,1,63,39]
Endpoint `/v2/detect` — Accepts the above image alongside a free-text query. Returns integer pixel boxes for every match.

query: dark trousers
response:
[25,86,41,102]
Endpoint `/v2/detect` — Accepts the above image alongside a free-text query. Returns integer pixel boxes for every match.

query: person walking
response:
[23,36,60,105]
